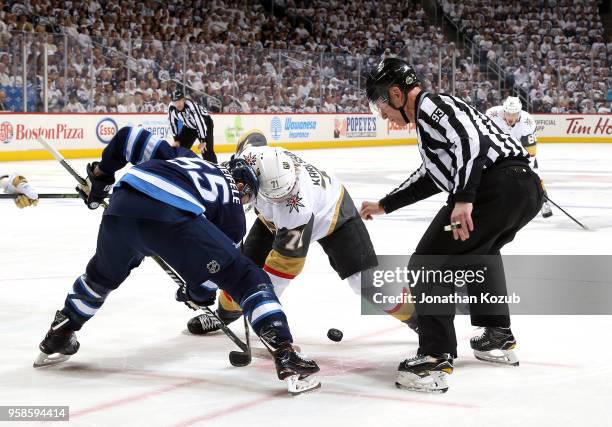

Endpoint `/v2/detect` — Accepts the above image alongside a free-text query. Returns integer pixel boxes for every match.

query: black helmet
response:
[235,130,268,156]
[227,157,259,200]
[171,88,185,101]
[366,58,419,120]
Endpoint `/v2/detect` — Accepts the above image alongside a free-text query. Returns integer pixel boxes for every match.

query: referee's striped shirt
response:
[380,91,529,212]
[168,98,210,140]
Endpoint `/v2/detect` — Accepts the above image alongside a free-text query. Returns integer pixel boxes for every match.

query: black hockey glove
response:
[176,284,216,310]
[76,162,115,210]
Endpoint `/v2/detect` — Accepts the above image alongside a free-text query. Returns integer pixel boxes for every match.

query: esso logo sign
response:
[96,118,118,144]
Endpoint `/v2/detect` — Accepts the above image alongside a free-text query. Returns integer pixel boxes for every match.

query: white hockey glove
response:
[1,173,39,208]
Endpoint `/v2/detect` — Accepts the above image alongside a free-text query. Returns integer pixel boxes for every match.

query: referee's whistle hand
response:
[450,202,474,241]
[360,201,384,220]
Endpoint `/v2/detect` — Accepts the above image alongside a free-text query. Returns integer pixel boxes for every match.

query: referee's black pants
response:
[411,159,544,357]
[177,116,217,164]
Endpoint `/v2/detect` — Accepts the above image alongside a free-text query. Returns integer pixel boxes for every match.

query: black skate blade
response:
[33,352,71,368]
[286,375,321,396]
[395,381,448,394]
[182,328,223,336]
[396,370,450,394]
[473,350,519,366]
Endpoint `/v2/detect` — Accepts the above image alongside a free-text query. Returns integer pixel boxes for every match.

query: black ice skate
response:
[471,327,519,366]
[273,342,321,396]
[187,312,222,335]
[259,327,320,395]
[33,311,80,368]
[396,354,453,394]
[187,304,244,335]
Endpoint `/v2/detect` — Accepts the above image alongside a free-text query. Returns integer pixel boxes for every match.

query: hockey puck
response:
[327,328,343,342]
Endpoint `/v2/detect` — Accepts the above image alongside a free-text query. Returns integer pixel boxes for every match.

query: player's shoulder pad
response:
[486,105,502,117]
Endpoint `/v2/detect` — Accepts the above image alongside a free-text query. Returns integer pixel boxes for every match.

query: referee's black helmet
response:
[366,58,420,116]
[171,88,185,101]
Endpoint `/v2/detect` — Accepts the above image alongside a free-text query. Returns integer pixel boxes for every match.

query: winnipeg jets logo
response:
[207,260,220,274]
[285,192,305,213]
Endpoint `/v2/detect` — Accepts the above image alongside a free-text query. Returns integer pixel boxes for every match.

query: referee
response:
[360,58,544,393]
[168,88,217,163]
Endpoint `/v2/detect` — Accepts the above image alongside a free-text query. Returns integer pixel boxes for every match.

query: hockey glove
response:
[1,173,39,208]
[76,162,114,210]
[176,284,216,310]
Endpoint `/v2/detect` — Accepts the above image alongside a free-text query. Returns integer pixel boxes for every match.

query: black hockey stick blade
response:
[229,349,251,367]
[229,315,252,366]
[546,196,590,230]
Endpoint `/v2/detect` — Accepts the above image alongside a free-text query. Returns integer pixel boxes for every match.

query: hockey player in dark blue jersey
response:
[34,126,320,394]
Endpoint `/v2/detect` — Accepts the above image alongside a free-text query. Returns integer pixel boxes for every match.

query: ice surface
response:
[1,144,611,426]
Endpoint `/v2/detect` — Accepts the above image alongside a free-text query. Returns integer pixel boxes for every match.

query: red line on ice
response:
[322,389,479,408]
[343,324,405,343]
[70,378,204,419]
[170,386,477,426]
[520,361,578,368]
[171,390,287,427]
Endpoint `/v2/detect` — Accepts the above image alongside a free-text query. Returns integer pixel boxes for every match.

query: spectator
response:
[0,89,8,111]
[65,94,85,112]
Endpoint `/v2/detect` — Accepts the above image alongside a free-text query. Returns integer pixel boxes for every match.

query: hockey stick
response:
[545,195,589,230]
[149,256,251,366]
[36,136,252,366]
[0,193,81,199]
[37,137,92,189]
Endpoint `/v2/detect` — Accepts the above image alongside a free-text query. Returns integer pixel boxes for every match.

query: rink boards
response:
[0,112,610,161]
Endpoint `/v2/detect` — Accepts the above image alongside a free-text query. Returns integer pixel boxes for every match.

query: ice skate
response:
[471,327,519,366]
[396,353,453,394]
[187,311,223,335]
[273,342,321,396]
[33,311,80,368]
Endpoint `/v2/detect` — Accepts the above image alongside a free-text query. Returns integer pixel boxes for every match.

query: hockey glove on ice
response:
[0,173,39,208]
[77,162,114,210]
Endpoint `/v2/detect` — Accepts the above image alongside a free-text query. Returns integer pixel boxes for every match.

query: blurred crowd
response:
[0,0,610,114]
[441,0,612,113]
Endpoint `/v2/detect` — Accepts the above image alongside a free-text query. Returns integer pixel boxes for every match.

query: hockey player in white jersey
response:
[0,171,38,208]
[187,131,419,335]
[486,97,552,217]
